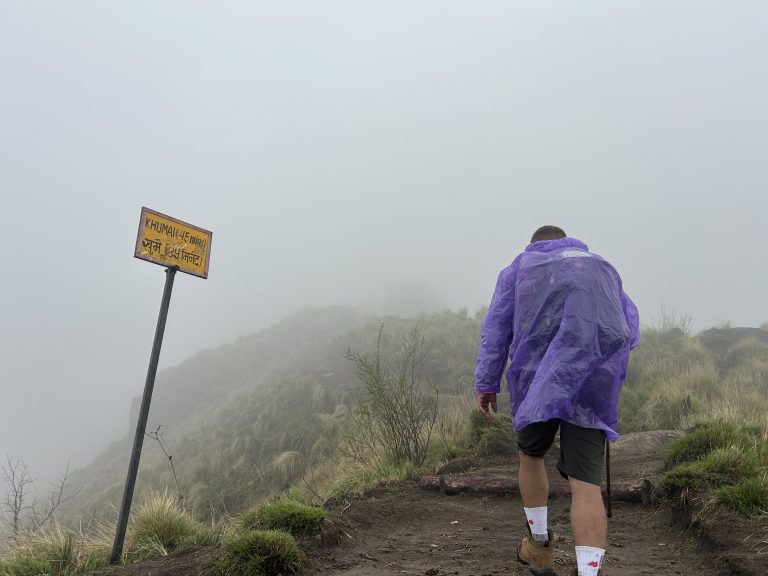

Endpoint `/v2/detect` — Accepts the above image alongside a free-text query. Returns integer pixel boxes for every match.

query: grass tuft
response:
[182,525,224,547]
[328,458,414,500]
[662,419,768,516]
[217,529,302,576]
[127,491,199,559]
[665,421,753,466]
[717,477,768,516]
[7,523,76,576]
[468,411,515,456]
[239,495,325,537]
[128,535,169,563]
[0,554,50,576]
[662,446,760,491]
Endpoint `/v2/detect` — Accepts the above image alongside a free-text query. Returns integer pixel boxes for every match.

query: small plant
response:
[344,326,439,468]
[217,530,302,576]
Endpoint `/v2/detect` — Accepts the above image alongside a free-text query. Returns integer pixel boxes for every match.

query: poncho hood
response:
[475,237,639,441]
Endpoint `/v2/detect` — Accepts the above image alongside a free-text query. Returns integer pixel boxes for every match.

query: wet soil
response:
[91,431,767,576]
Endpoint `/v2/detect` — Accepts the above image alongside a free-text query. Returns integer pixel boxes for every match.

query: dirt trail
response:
[102,431,765,576]
[305,485,711,576]
[302,431,719,576]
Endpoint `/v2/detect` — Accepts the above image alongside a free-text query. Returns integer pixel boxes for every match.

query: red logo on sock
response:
[528,519,534,525]
[588,561,600,568]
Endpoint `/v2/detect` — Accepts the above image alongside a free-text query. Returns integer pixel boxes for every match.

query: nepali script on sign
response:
[134,207,212,278]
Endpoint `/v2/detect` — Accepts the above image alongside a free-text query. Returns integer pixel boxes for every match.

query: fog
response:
[1,1,766,484]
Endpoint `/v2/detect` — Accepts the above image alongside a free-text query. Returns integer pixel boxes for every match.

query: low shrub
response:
[218,530,302,576]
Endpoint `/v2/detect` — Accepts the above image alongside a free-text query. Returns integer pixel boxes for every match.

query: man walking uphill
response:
[474,226,640,576]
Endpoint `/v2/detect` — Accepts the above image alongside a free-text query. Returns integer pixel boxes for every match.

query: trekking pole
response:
[605,439,612,518]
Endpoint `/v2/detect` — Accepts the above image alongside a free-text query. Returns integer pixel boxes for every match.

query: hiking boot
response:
[517,524,556,576]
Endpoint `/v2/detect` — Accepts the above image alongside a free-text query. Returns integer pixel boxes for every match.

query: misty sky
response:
[1,1,766,482]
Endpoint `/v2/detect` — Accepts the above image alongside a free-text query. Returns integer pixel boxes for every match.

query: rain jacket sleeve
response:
[474,258,520,393]
[622,291,641,349]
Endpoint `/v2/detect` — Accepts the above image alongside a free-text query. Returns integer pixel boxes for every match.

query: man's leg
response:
[516,421,559,575]
[569,477,607,547]
[558,423,607,576]
[518,451,549,508]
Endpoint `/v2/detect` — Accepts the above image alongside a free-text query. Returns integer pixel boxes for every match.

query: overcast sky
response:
[1,1,766,481]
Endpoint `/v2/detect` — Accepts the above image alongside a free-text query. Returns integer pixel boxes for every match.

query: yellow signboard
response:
[134,207,212,278]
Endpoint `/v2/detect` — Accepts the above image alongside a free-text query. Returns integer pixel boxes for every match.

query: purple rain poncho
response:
[475,238,640,441]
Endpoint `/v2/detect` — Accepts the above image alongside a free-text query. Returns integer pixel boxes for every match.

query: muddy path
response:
[96,431,765,576]
[304,484,712,576]
[302,430,759,576]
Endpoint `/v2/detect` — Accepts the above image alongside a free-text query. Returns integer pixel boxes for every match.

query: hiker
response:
[474,225,640,576]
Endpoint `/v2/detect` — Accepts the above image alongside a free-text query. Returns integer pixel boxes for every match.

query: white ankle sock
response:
[575,546,604,576]
[523,506,548,541]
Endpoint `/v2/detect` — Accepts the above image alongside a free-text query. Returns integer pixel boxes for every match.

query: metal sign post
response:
[110,208,212,564]
[110,266,177,564]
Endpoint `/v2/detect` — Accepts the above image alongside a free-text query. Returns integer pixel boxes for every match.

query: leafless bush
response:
[344,326,438,468]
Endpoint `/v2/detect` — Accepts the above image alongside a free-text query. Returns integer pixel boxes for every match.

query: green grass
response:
[2,524,77,576]
[181,526,224,547]
[717,477,768,516]
[468,411,515,456]
[662,446,761,491]
[217,530,302,576]
[331,459,415,500]
[0,555,50,576]
[128,535,170,562]
[239,494,325,537]
[665,420,754,466]
[662,420,768,516]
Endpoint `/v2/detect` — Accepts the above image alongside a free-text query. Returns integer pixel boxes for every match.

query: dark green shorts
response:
[517,419,606,486]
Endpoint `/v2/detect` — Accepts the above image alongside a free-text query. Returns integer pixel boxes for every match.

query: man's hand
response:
[476,392,497,420]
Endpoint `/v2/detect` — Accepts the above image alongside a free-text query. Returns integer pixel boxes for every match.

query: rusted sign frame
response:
[134,207,212,279]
